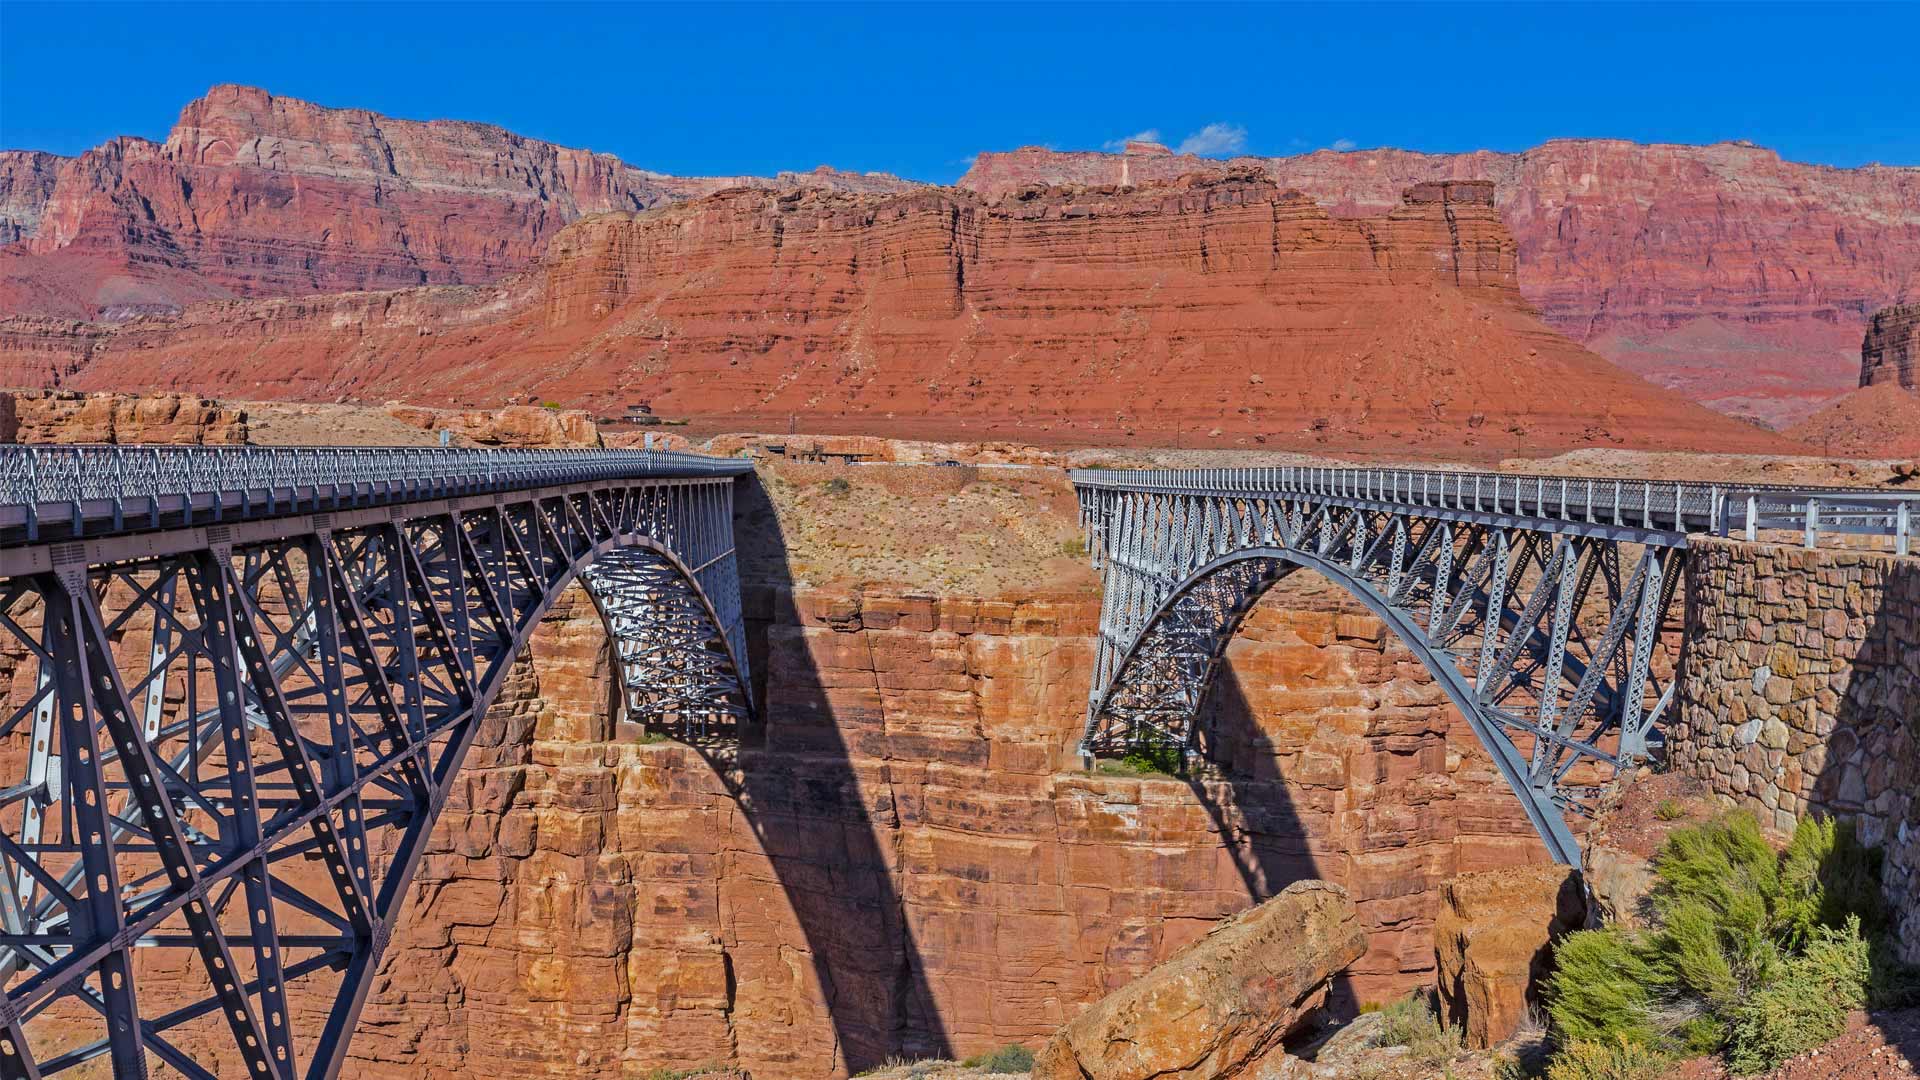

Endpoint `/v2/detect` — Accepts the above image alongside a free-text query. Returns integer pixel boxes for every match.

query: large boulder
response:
[1031,880,1365,1080]
[1432,865,1585,1049]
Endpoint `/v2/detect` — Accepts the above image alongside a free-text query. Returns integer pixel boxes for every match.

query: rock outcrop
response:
[1,172,1794,457]
[1862,302,1920,391]
[0,388,248,443]
[0,84,917,320]
[1432,866,1585,1049]
[961,141,1920,427]
[1029,881,1366,1080]
[0,150,64,245]
[382,403,604,447]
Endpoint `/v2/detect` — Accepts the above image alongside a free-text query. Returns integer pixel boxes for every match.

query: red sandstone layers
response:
[961,141,1920,427]
[335,570,1545,1079]
[0,172,1795,457]
[0,85,917,320]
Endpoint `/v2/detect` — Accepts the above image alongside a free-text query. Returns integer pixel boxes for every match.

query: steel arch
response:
[0,457,754,1080]
[1090,545,1588,863]
[1073,468,1713,869]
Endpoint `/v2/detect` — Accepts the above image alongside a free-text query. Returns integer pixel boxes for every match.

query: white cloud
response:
[1331,138,1357,152]
[1102,129,1162,151]
[1177,122,1248,157]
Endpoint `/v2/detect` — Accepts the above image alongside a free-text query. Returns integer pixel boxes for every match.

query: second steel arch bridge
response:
[1073,466,1915,867]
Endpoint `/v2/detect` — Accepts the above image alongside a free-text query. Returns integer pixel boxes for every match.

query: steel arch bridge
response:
[0,445,755,1080]
[1072,465,1908,870]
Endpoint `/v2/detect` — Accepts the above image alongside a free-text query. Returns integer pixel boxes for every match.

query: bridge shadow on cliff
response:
[715,474,951,1073]
[1190,657,1362,1019]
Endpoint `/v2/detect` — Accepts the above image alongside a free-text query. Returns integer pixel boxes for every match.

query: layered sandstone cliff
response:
[962,141,1920,426]
[0,172,1793,457]
[1862,302,1919,390]
[0,85,915,319]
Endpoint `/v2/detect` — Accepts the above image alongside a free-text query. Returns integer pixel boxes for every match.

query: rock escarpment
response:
[334,564,1549,1077]
[0,84,915,320]
[963,141,1920,426]
[1862,302,1920,390]
[2,172,1793,456]
[0,388,248,443]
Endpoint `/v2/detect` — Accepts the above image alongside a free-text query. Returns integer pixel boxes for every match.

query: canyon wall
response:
[0,85,915,320]
[341,554,1545,1077]
[963,141,1920,426]
[1863,302,1920,390]
[1670,536,1920,964]
[1,172,1794,457]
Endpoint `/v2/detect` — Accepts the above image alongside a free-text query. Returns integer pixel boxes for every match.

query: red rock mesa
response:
[962,141,1920,426]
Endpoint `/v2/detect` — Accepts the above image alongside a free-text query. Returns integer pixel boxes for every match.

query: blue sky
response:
[2,2,1914,183]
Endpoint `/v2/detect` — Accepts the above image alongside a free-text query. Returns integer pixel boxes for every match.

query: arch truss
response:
[1073,466,1724,868]
[0,447,753,1080]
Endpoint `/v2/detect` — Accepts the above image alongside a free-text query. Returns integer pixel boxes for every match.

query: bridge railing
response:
[0,444,754,542]
[1070,465,1916,551]
[1716,489,1916,555]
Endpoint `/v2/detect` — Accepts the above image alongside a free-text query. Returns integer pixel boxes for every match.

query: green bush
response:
[1121,740,1185,777]
[961,1044,1034,1073]
[1725,917,1871,1074]
[1654,798,1686,821]
[1543,812,1893,1075]
[1543,1037,1670,1080]
[1372,991,1462,1065]
[1544,927,1660,1047]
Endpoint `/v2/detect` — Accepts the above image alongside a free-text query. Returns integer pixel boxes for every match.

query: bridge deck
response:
[0,444,754,548]
[1071,464,1914,552]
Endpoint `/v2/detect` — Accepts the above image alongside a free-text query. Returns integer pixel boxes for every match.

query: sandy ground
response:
[239,401,452,446]
[736,459,1096,597]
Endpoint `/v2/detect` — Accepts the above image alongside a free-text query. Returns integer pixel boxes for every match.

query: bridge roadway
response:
[0,446,1911,1079]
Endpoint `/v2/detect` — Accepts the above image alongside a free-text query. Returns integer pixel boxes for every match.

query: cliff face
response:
[1862,302,1920,390]
[962,141,1920,426]
[1,172,1793,457]
[0,151,64,245]
[341,572,1543,1079]
[0,85,915,319]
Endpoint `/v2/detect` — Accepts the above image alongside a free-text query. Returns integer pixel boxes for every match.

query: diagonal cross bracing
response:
[0,447,755,1080]
[1068,463,1828,869]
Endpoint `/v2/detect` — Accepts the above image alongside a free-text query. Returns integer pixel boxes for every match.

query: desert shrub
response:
[1372,991,1462,1064]
[1544,927,1660,1047]
[1058,536,1088,559]
[1121,740,1185,777]
[1725,917,1871,1074]
[1542,1037,1669,1080]
[1544,812,1889,1074]
[961,1044,1035,1073]
[1654,798,1686,821]
[820,476,852,497]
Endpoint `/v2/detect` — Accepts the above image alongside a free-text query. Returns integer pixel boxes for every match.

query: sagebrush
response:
[1544,812,1914,1076]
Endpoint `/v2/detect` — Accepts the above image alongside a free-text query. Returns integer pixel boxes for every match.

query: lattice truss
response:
[1077,487,1687,866]
[0,480,749,1080]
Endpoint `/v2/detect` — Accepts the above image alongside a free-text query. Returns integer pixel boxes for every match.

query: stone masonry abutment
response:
[1672,535,1920,962]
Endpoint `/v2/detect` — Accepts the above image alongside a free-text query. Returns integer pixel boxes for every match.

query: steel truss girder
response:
[1077,486,1692,868]
[0,476,752,1079]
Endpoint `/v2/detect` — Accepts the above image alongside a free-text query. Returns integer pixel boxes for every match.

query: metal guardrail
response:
[0,444,755,543]
[1719,489,1915,555]
[1070,465,1917,552]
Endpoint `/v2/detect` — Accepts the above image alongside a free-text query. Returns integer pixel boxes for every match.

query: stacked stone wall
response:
[1672,536,1920,961]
